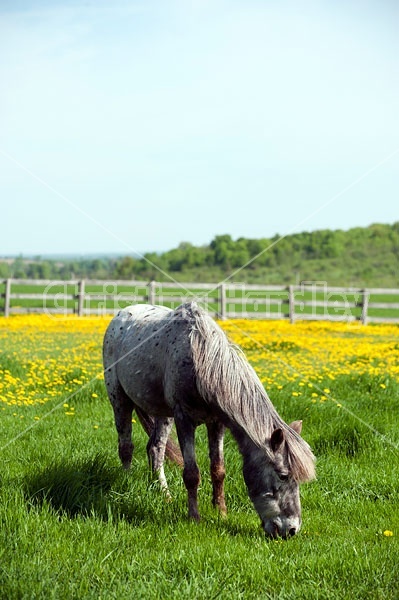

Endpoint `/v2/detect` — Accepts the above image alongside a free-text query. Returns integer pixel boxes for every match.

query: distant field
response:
[0,316,398,598]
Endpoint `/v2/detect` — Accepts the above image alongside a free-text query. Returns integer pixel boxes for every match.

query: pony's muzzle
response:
[263,517,301,539]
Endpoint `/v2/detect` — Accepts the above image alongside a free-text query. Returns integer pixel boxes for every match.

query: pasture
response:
[0,315,398,598]
[2,279,399,323]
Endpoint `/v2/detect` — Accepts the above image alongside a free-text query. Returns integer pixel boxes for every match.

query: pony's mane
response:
[182,302,315,483]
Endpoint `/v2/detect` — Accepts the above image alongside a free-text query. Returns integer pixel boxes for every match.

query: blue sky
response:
[1,0,398,256]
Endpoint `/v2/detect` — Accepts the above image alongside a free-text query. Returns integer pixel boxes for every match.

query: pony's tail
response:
[135,407,184,467]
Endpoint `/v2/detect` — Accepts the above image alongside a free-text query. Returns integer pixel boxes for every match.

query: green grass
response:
[1,339,399,598]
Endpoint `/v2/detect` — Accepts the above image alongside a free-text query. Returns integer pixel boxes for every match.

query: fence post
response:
[77,280,85,316]
[218,283,226,320]
[288,285,296,324]
[361,289,369,325]
[4,278,11,317]
[148,280,156,305]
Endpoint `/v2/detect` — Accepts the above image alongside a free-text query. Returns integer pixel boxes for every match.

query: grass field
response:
[0,315,398,599]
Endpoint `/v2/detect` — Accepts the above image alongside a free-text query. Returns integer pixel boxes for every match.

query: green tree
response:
[114,256,137,279]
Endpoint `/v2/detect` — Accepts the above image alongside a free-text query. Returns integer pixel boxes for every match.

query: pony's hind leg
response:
[207,420,227,516]
[104,368,134,469]
[115,395,134,469]
[146,416,174,496]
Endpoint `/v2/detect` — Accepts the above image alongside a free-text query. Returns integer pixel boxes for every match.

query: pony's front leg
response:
[207,421,227,516]
[174,406,201,521]
[146,416,174,498]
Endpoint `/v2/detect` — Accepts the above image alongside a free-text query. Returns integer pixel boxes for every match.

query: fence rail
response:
[1,278,399,324]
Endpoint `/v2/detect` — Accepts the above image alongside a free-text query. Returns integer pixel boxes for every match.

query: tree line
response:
[2,222,399,287]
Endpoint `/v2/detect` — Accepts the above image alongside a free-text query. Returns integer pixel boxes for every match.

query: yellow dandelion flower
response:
[383,530,393,537]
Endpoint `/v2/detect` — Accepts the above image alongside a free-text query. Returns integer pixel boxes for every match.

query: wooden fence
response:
[1,278,399,324]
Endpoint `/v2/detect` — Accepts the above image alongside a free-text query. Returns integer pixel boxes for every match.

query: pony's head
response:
[243,420,315,539]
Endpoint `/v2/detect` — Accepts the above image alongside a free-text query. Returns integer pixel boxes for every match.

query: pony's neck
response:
[227,420,273,499]
[227,418,271,461]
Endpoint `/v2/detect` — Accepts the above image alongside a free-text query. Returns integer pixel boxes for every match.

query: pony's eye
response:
[278,473,289,482]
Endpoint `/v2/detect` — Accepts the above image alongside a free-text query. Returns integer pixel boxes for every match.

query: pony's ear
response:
[270,428,285,452]
[289,420,303,434]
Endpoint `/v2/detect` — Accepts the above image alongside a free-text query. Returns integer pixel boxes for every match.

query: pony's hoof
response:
[213,500,227,518]
[188,513,201,522]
